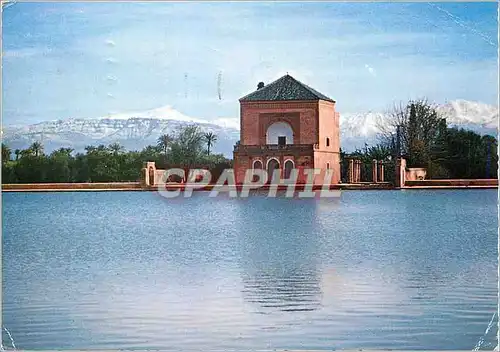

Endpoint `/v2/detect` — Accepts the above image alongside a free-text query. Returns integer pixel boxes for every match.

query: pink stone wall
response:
[313,151,341,185]
[395,158,407,188]
[236,99,341,185]
[155,170,167,184]
[240,101,319,145]
[313,101,341,184]
[234,155,251,184]
[317,101,340,151]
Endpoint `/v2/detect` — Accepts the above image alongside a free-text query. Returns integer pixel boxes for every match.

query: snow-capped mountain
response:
[2,106,240,157]
[2,100,497,156]
[438,100,498,129]
[338,112,387,151]
[338,100,498,151]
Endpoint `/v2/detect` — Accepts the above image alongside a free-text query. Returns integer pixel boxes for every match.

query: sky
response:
[2,1,498,125]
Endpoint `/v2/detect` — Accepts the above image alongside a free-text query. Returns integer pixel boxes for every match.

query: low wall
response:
[405,179,498,187]
[156,183,393,192]
[406,168,427,181]
[3,179,497,192]
[2,182,143,191]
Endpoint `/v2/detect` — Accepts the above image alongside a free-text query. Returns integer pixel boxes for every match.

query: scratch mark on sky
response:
[3,326,16,350]
[427,2,496,47]
[1,0,17,11]
[217,71,222,100]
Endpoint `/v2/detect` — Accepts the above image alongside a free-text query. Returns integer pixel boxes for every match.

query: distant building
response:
[233,74,341,185]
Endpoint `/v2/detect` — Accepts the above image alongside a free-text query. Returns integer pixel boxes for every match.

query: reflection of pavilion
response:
[233,74,341,185]
[234,199,323,313]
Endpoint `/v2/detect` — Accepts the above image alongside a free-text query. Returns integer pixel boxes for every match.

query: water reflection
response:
[2,190,497,350]
[232,196,323,313]
[241,268,322,312]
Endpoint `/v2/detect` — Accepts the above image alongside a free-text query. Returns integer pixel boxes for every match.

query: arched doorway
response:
[284,159,295,179]
[252,160,263,182]
[267,158,280,183]
[266,122,294,145]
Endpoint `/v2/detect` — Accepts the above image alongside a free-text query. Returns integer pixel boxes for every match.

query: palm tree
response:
[85,145,97,154]
[53,148,74,157]
[108,142,124,155]
[30,141,43,157]
[20,148,34,158]
[14,149,20,161]
[203,132,218,155]
[141,145,162,156]
[61,147,74,155]
[157,134,173,156]
[96,144,108,152]
[2,144,11,162]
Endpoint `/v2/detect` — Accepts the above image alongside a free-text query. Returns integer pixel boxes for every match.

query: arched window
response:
[284,159,295,179]
[326,162,330,170]
[326,137,330,147]
[266,122,294,145]
[252,160,263,182]
[252,160,263,169]
[267,158,280,183]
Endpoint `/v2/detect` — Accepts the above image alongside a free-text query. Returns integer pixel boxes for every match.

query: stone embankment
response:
[404,179,498,188]
[2,179,497,192]
[2,182,143,192]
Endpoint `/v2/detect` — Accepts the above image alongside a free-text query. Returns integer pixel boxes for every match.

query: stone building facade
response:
[233,74,341,185]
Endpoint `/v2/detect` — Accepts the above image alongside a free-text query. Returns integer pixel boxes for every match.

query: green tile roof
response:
[239,74,335,103]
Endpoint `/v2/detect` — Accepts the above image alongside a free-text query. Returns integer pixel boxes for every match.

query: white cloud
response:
[2,2,497,124]
[365,64,377,77]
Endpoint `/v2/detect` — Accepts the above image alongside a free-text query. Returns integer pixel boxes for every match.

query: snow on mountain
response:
[3,106,240,157]
[340,100,498,138]
[2,100,497,156]
[437,100,498,129]
[338,100,498,151]
[211,118,241,130]
[338,112,388,151]
[97,105,208,124]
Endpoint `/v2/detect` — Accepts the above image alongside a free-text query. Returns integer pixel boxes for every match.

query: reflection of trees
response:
[235,198,322,313]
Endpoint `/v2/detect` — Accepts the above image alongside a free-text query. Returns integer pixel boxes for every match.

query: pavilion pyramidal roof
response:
[239,74,335,103]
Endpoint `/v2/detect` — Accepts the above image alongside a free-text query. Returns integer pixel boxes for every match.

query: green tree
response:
[2,144,11,163]
[85,145,97,154]
[168,125,205,167]
[109,142,124,155]
[157,134,173,156]
[203,132,218,155]
[30,141,44,157]
[53,147,74,157]
[47,149,73,182]
[378,98,448,177]
[441,128,497,179]
[14,153,48,183]
[2,161,16,183]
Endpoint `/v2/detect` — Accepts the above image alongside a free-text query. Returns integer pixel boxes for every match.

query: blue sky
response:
[2,2,498,125]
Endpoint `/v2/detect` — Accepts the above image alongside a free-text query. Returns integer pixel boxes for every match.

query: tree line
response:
[2,99,497,184]
[341,98,498,181]
[1,125,231,183]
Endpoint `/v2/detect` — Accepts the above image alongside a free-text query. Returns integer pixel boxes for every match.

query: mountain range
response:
[2,100,497,157]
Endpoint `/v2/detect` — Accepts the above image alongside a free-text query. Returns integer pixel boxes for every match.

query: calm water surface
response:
[2,190,498,350]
